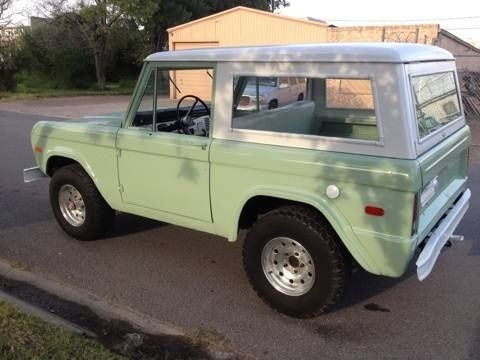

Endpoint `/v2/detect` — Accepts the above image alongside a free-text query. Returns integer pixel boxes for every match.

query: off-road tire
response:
[243,205,349,318]
[49,164,115,240]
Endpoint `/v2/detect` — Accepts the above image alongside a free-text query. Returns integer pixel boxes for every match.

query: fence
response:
[458,70,480,120]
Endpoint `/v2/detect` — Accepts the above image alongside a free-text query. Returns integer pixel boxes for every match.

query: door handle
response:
[186,143,208,150]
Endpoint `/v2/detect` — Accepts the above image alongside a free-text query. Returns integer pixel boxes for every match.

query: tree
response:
[17,16,96,89]
[43,0,125,90]
[0,0,16,91]
[0,0,12,28]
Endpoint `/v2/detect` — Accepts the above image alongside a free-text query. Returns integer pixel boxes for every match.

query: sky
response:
[5,0,480,46]
[279,0,480,46]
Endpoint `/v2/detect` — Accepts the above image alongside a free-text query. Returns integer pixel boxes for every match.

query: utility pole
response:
[271,0,274,12]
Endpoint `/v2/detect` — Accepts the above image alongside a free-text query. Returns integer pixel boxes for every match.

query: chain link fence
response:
[458,70,480,121]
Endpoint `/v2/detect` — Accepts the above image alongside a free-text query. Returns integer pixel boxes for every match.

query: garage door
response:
[171,42,219,101]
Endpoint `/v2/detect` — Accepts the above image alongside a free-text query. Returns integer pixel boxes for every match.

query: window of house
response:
[411,71,461,138]
[232,75,378,141]
[132,67,213,137]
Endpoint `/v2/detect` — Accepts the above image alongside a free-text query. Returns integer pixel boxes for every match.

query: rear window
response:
[411,72,461,138]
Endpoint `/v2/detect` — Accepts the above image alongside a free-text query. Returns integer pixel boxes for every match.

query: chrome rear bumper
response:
[23,166,47,183]
[416,189,471,281]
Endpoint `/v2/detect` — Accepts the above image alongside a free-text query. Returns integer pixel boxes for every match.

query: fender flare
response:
[43,148,115,208]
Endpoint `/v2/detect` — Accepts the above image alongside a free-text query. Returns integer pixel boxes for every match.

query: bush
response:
[0,39,18,91]
[16,17,96,90]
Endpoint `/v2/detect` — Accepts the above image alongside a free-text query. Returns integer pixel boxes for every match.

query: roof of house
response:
[145,42,454,64]
[440,29,480,54]
[167,6,328,32]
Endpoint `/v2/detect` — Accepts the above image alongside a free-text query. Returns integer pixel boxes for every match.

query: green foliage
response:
[0,38,17,91]
[16,15,141,90]
[17,17,95,89]
[13,0,289,93]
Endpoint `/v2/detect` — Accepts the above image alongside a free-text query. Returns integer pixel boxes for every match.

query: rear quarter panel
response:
[210,140,422,276]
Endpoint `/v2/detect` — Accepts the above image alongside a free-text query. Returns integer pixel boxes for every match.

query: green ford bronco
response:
[25,43,471,318]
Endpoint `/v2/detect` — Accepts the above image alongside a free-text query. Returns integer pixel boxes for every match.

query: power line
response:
[325,15,480,22]
[445,27,480,30]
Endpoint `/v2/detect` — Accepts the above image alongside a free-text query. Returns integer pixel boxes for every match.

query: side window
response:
[326,79,374,109]
[232,75,378,141]
[132,70,156,130]
[132,66,214,137]
[278,77,290,89]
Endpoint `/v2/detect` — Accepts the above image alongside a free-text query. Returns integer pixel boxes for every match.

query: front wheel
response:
[49,164,115,240]
[243,205,349,318]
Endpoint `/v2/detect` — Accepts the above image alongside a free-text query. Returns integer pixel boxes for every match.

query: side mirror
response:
[279,82,289,89]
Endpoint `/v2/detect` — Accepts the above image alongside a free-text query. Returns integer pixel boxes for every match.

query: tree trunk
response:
[93,47,106,90]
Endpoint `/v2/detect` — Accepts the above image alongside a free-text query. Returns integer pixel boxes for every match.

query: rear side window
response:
[326,79,374,110]
[411,72,461,138]
[232,76,378,141]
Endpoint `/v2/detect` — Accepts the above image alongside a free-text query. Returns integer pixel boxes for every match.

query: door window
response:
[131,67,214,137]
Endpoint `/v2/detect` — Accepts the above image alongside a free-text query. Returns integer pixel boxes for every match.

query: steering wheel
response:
[176,95,210,132]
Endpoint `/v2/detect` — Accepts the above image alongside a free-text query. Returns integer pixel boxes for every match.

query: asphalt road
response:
[0,107,479,359]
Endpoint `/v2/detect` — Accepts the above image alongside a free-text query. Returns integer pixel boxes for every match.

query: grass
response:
[0,75,136,101]
[0,300,124,360]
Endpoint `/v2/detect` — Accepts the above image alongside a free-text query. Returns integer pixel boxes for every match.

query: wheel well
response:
[238,195,352,263]
[46,156,79,176]
[238,196,323,230]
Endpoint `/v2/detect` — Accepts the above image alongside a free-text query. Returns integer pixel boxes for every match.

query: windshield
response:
[411,71,461,138]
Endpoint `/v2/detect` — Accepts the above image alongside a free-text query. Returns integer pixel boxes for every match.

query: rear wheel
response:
[243,205,349,318]
[49,164,115,240]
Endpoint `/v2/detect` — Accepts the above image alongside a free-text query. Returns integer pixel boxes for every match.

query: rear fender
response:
[230,187,382,275]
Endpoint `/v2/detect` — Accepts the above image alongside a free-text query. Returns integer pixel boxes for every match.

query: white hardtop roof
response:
[145,43,454,64]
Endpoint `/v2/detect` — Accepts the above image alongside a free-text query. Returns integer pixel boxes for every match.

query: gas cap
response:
[326,185,340,199]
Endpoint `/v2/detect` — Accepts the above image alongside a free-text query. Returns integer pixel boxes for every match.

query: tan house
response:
[167,6,480,112]
[167,6,480,70]
[168,6,329,51]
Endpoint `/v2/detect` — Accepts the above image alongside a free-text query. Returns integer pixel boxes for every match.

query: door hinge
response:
[116,149,122,157]
[118,184,124,193]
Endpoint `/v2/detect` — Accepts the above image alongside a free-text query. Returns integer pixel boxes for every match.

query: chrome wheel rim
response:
[261,237,315,296]
[58,184,86,227]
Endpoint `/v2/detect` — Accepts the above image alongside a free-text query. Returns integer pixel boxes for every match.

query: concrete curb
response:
[0,289,96,337]
[0,259,184,337]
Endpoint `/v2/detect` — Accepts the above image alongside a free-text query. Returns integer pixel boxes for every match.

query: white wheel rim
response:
[58,184,86,227]
[261,237,315,296]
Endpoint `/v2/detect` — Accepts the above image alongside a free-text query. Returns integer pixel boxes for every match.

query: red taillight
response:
[365,206,385,216]
[411,192,419,236]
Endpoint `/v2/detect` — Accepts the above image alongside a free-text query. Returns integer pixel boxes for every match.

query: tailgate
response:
[416,126,470,240]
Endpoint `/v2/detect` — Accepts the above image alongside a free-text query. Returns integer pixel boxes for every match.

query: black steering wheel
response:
[176,95,210,132]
